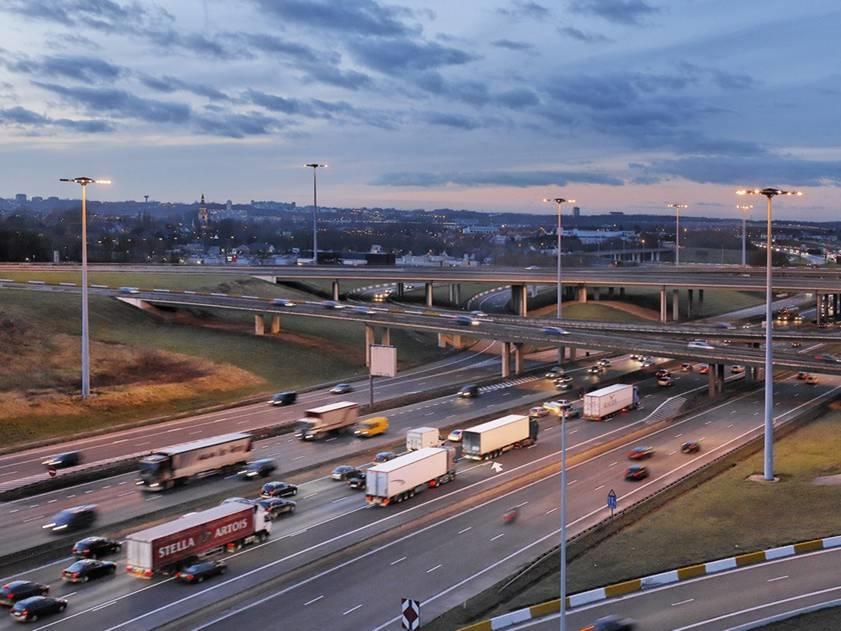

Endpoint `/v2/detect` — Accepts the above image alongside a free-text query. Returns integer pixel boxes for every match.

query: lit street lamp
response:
[305,163,326,263]
[736,188,802,480]
[737,204,753,267]
[59,177,111,399]
[666,203,688,265]
[543,197,575,320]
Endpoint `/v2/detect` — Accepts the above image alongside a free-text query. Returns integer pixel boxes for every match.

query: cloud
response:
[192,111,279,138]
[491,39,535,52]
[252,0,417,37]
[0,0,172,29]
[2,53,125,83]
[245,89,398,129]
[299,63,374,90]
[238,33,323,64]
[421,112,480,130]
[347,37,477,75]
[558,27,612,43]
[496,88,540,108]
[0,105,112,132]
[138,75,229,100]
[497,1,550,20]
[569,0,659,25]
[638,155,841,187]
[372,170,624,187]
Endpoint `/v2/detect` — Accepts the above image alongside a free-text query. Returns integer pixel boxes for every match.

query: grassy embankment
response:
[0,272,447,445]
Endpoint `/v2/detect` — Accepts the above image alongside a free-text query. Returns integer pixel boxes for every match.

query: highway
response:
[0,369,834,630]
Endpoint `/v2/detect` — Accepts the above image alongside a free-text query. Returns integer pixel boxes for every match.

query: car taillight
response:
[72,572,79,578]
[144,569,152,577]
[184,574,193,581]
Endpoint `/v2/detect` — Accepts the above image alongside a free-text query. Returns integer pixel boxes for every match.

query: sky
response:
[0,0,839,219]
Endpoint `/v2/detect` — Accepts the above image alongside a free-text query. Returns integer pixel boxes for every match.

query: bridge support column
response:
[558,346,565,364]
[501,342,511,379]
[659,287,667,323]
[835,294,839,320]
[816,293,823,327]
[577,286,588,303]
[708,363,725,397]
[698,289,704,309]
[593,287,601,301]
[270,314,281,335]
[254,315,265,336]
[672,288,680,322]
[569,346,577,361]
[424,282,433,307]
[511,284,528,316]
[397,282,405,299]
[620,287,625,297]
[331,280,340,301]
[381,327,391,346]
[688,289,694,318]
[448,284,456,304]
[365,325,374,366]
[513,343,524,375]
[608,287,615,297]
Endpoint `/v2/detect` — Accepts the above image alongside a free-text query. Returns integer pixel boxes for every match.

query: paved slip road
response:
[12,373,828,631]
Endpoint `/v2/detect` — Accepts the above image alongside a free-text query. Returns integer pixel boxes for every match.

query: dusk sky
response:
[0,0,839,219]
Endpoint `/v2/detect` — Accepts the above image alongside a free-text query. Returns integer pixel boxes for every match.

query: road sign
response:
[491,462,503,473]
[401,598,420,630]
[607,488,617,516]
[48,467,57,478]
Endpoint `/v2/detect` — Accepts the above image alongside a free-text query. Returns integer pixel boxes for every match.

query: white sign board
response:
[370,345,397,377]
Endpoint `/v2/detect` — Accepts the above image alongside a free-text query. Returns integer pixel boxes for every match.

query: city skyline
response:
[0,0,839,217]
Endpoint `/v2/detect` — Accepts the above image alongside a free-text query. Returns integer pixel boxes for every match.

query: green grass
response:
[560,303,647,323]
[618,286,764,319]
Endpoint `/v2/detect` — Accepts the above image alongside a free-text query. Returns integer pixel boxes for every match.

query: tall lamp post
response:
[737,204,753,267]
[666,203,688,265]
[59,177,111,399]
[736,188,802,480]
[305,163,326,263]
[543,197,575,320]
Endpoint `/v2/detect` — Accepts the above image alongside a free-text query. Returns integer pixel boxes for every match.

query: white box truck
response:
[136,433,252,491]
[406,427,442,451]
[583,384,639,420]
[125,502,270,577]
[461,414,539,460]
[294,401,359,440]
[366,447,456,506]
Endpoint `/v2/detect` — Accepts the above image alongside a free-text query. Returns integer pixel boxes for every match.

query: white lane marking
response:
[117,491,133,498]
[490,533,505,542]
[390,557,406,566]
[458,527,472,534]
[768,575,789,582]
[343,604,363,616]
[569,479,577,485]
[609,462,618,467]
[545,507,559,515]
[426,564,442,573]
[304,595,324,606]
[672,598,695,606]
[594,484,604,491]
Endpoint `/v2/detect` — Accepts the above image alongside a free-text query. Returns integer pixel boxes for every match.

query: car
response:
[545,367,565,379]
[268,391,297,406]
[698,365,710,375]
[556,374,574,383]
[270,298,295,307]
[71,536,121,559]
[797,371,808,380]
[687,340,715,350]
[0,581,49,607]
[330,383,353,394]
[375,451,397,463]
[260,481,298,498]
[41,452,82,470]
[454,315,480,326]
[555,381,572,391]
[816,354,841,364]
[457,384,480,398]
[238,458,278,479]
[731,365,745,374]
[257,497,296,519]
[560,407,581,419]
[598,358,611,367]
[654,368,671,379]
[680,441,700,454]
[641,359,655,367]
[543,326,570,335]
[118,286,139,295]
[42,505,97,533]
[629,354,642,361]
[9,596,67,622]
[681,363,692,371]
[624,465,649,481]
[470,310,488,318]
[542,400,569,415]
[524,265,540,270]
[348,473,367,490]
[331,465,363,481]
[627,447,654,460]
[806,374,819,385]
[61,559,116,583]
[352,305,376,315]
[322,300,343,309]
[447,429,464,442]
[175,560,227,584]
[529,406,549,419]
[581,614,637,631]
[587,365,604,375]
[657,376,674,387]
[790,341,802,348]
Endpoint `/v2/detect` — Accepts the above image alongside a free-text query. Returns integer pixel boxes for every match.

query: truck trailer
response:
[366,447,456,506]
[295,401,359,440]
[125,503,270,577]
[583,384,639,420]
[406,427,442,451]
[136,433,252,491]
[461,414,538,460]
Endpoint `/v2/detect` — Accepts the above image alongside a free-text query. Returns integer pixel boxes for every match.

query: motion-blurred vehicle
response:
[9,596,67,622]
[470,310,488,318]
[598,358,611,367]
[545,367,565,379]
[41,452,82,470]
[454,315,480,326]
[447,429,464,442]
[61,559,116,583]
[257,498,296,519]
[731,365,745,374]
[628,447,654,460]
[555,380,573,391]
[624,465,649,481]
[175,560,226,584]
[529,406,549,418]
[348,473,367,490]
[331,465,363,481]
[237,458,278,479]
[0,581,49,607]
[657,376,674,387]
[655,368,670,379]
[71,537,121,559]
[556,374,574,383]
[375,451,397,463]
[806,374,819,385]
[270,298,295,307]
[681,363,692,371]
[322,300,343,309]
[797,371,808,380]
[581,614,637,631]
[698,365,710,375]
[118,286,139,295]
[268,391,297,406]
[543,326,570,336]
[329,383,353,395]
[688,340,714,350]
[354,416,389,438]
[457,384,480,398]
[587,365,604,375]
[42,505,97,533]
[352,305,376,315]
[260,481,298,498]
[680,441,700,454]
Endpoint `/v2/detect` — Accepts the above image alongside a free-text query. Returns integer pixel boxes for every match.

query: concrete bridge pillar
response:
[557,346,565,364]
[511,284,528,316]
[577,286,588,303]
[672,288,680,322]
[568,346,577,361]
[698,289,704,308]
[608,287,615,297]
[688,289,694,318]
[270,314,281,335]
[454,283,461,305]
[331,280,340,301]
[397,282,405,299]
[708,363,725,397]
[619,287,625,297]
[501,341,511,379]
[254,314,265,336]
[365,324,375,366]
[513,343,524,375]
[448,284,456,304]
[594,287,601,301]
[816,293,823,327]
[659,286,667,323]
[424,282,433,307]
[381,327,391,346]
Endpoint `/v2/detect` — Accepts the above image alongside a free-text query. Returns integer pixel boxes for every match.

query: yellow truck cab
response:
[354,416,389,438]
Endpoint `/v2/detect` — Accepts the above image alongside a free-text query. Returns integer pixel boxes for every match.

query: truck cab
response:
[354,417,389,438]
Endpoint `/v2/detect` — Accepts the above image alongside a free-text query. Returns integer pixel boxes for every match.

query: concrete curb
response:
[458,535,841,631]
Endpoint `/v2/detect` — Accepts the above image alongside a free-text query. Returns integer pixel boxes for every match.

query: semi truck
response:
[461,414,538,460]
[294,401,359,440]
[136,433,252,491]
[406,427,442,451]
[366,447,456,506]
[125,502,270,578]
[583,384,639,420]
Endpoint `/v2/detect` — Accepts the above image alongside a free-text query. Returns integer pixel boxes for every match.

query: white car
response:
[447,429,464,442]
[687,340,714,350]
[529,406,549,418]
[542,400,571,415]
[470,310,488,318]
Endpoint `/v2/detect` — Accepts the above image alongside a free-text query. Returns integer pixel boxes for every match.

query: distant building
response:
[15,193,26,206]
[462,225,497,235]
[198,194,209,231]
[572,206,581,218]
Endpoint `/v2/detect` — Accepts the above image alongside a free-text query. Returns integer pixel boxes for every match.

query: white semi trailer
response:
[365,447,456,506]
[583,384,639,420]
[294,401,359,440]
[461,414,539,460]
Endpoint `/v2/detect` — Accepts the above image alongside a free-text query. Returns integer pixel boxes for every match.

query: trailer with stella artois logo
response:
[125,502,270,577]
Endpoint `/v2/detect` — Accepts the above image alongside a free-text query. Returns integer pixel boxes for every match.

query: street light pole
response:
[59,177,111,399]
[560,408,568,631]
[666,203,688,266]
[305,163,326,263]
[543,198,575,320]
[737,204,753,267]
[737,188,802,480]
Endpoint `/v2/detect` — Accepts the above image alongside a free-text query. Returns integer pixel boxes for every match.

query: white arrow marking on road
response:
[491,462,503,473]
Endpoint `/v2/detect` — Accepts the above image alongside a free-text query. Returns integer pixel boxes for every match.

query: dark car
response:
[271,298,295,307]
[0,581,49,607]
[322,300,343,310]
[582,615,636,631]
[454,315,480,326]
[457,384,480,398]
[175,560,226,584]
[587,365,604,375]
[657,376,674,387]
[72,536,121,559]
[348,473,367,490]
[10,596,67,622]
[331,465,363,481]
[375,451,396,463]
[260,481,298,498]
[680,441,700,454]
[543,326,570,335]
[625,465,649,481]
[41,452,82,470]
[61,559,116,583]
[628,447,654,460]
[268,391,297,406]
[238,458,278,479]
[545,367,565,379]
[258,498,296,519]
[42,505,97,533]
[654,368,670,379]
[330,383,353,395]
